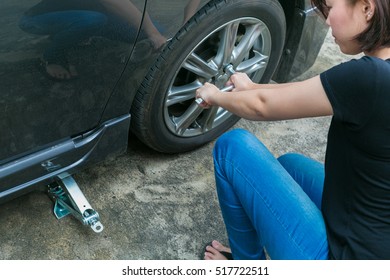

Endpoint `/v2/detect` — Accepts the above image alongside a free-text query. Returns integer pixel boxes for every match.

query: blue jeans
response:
[213,129,329,259]
[19,10,141,63]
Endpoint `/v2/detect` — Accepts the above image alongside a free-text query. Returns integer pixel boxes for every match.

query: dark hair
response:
[311,0,390,52]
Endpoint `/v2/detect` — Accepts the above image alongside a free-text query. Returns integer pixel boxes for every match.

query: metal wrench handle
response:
[195,84,234,105]
[195,65,236,105]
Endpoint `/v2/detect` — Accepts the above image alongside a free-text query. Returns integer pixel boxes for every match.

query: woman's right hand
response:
[228,72,256,91]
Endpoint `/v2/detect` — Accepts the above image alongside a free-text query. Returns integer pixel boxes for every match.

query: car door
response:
[0,0,144,189]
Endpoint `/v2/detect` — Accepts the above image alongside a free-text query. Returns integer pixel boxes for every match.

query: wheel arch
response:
[277,0,313,43]
[130,0,287,153]
[273,0,328,82]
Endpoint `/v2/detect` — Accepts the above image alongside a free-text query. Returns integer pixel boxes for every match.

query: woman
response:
[196,0,390,259]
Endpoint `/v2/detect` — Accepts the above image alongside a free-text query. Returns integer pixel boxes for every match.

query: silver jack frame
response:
[47,174,104,233]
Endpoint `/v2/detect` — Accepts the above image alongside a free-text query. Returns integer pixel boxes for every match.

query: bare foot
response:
[45,63,78,80]
[46,63,72,80]
[149,33,167,51]
[204,240,232,260]
[68,64,78,77]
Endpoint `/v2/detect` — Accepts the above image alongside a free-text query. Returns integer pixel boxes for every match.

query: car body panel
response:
[0,0,142,162]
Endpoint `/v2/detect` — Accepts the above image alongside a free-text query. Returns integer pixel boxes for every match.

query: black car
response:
[0,0,328,232]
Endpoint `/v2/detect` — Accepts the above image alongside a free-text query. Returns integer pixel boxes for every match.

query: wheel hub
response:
[164,17,272,138]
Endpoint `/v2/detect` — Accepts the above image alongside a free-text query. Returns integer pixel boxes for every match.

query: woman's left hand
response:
[195,82,222,108]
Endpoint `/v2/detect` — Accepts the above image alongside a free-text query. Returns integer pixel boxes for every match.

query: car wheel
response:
[131,0,286,153]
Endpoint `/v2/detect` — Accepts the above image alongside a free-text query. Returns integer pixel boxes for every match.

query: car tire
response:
[131,0,286,153]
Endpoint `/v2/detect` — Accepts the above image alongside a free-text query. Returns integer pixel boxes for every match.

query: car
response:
[0,0,328,232]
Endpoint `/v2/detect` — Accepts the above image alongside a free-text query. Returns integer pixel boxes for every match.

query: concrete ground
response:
[0,31,355,260]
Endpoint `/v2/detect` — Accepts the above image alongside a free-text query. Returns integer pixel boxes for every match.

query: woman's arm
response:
[196,74,333,121]
[99,0,165,48]
[183,0,201,23]
[100,0,143,26]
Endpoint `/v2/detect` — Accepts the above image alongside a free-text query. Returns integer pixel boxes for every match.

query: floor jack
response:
[47,174,104,233]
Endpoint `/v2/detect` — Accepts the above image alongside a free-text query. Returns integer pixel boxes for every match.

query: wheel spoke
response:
[213,21,239,67]
[232,22,266,65]
[167,80,203,106]
[236,50,269,74]
[173,103,204,135]
[201,106,219,132]
[183,52,219,79]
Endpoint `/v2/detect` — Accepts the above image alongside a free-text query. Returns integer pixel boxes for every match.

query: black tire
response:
[131,0,286,153]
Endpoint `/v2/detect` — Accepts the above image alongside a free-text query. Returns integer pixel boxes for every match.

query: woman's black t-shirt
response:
[320,56,390,259]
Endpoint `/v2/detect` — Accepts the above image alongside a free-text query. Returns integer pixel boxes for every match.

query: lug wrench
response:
[195,65,236,105]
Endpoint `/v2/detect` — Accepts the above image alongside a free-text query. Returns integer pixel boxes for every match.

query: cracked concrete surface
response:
[0,31,358,260]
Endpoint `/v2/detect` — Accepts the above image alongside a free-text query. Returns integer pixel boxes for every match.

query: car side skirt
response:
[0,114,131,203]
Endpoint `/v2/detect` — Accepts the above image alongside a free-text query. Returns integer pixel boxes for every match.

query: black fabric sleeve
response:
[320,56,378,128]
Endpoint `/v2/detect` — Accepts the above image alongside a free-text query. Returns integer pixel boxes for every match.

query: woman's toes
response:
[211,240,231,253]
